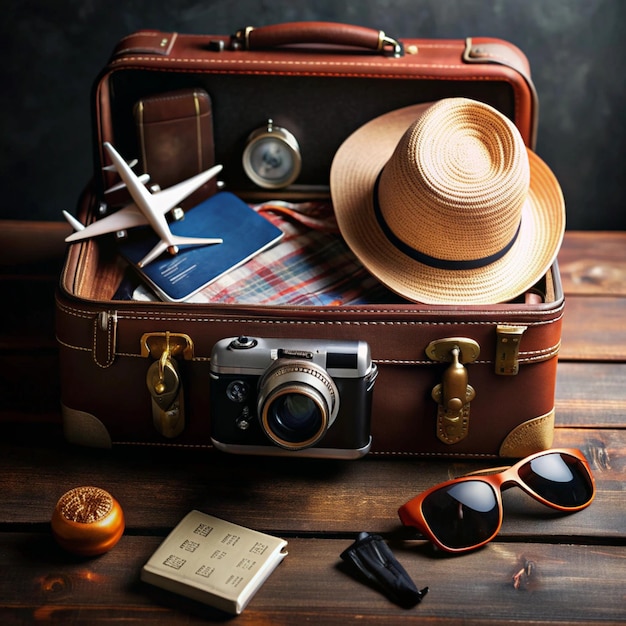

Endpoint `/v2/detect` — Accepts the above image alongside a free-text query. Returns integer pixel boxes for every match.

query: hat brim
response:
[330,103,565,304]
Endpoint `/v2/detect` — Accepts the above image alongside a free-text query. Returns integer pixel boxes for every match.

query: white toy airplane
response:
[63,142,223,267]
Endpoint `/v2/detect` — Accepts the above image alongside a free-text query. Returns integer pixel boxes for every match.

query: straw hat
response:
[330,98,565,304]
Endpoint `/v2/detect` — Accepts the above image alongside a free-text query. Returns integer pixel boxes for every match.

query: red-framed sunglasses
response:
[398,448,595,554]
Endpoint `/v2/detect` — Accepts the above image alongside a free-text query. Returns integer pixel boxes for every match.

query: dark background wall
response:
[2,0,625,229]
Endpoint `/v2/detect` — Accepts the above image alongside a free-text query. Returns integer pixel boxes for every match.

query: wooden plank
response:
[560,295,626,361]
[558,231,626,296]
[0,220,70,267]
[557,231,626,362]
[0,533,624,625]
[2,424,623,539]
[556,362,626,427]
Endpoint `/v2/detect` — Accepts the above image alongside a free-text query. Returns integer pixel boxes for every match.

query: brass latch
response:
[495,325,527,375]
[426,338,480,445]
[140,332,194,438]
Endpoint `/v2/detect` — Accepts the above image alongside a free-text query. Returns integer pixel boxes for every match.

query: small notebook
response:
[119,191,283,302]
[141,511,288,614]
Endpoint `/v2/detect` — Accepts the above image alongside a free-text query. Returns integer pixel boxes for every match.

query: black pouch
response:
[340,532,428,608]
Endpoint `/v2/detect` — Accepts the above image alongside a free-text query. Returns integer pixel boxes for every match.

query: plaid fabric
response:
[188,201,403,305]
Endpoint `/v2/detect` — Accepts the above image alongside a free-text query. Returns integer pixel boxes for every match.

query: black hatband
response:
[372,172,521,271]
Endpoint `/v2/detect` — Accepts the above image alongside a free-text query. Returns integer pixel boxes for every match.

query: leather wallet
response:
[134,88,216,190]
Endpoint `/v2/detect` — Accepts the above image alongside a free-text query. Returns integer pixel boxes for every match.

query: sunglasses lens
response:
[519,452,594,508]
[422,480,500,550]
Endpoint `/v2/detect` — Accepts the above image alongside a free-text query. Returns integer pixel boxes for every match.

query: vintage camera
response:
[209,336,377,459]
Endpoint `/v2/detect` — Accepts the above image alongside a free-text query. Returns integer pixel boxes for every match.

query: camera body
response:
[209,336,377,459]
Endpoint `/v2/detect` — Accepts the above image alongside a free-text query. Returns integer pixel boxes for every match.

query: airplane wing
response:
[137,234,223,267]
[142,165,223,215]
[64,205,148,242]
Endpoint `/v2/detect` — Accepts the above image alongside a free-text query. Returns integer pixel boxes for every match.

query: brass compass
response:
[242,119,302,189]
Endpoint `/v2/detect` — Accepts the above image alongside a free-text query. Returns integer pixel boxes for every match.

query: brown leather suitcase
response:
[56,22,563,459]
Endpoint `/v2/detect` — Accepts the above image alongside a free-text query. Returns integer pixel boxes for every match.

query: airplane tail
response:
[62,210,86,235]
[138,236,223,268]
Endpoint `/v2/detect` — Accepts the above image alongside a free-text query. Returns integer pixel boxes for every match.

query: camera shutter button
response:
[230,336,257,349]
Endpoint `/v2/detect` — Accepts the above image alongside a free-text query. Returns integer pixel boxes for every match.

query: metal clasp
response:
[378,32,404,57]
[141,332,194,438]
[426,338,479,445]
[232,26,254,50]
[141,332,194,361]
[495,325,527,375]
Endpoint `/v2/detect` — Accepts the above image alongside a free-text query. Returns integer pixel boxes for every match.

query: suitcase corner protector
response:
[498,409,555,458]
[61,404,113,448]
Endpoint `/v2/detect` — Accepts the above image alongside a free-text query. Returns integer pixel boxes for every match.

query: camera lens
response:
[257,360,339,450]
[267,392,322,442]
[275,394,318,428]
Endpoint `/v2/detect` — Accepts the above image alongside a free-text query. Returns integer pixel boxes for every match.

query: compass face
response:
[242,122,302,189]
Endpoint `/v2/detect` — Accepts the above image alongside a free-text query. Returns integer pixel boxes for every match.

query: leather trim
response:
[463,37,539,149]
[112,31,177,57]
[93,310,117,368]
[56,296,563,364]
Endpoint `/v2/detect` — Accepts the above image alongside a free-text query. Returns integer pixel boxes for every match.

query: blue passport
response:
[119,192,283,302]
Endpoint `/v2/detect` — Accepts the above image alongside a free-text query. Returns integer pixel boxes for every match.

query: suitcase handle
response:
[232,22,404,57]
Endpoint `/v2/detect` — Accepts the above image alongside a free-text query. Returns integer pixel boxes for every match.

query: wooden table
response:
[1,229,625,625]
